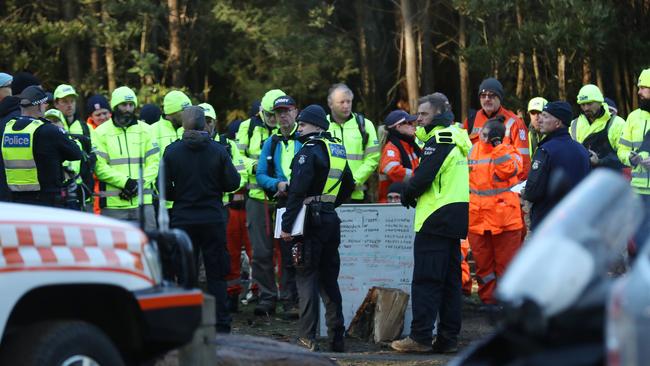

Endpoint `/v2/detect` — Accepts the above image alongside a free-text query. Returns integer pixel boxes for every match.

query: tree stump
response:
[347,287,409,343]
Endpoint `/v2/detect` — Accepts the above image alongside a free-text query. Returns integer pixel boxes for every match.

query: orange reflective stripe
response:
[138,291,203,311]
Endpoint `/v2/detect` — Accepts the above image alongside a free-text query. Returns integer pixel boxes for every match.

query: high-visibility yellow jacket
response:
[570,105,625,169]
[618,108,650,194]
[93,119,160,209]
[151,118,184,156]
[235,116,277,201]
[326,113,380,200]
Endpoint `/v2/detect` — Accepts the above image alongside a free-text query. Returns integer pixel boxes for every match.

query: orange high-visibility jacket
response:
[462,106,530,179]
[468,141,524,235]
[378,138,420,203]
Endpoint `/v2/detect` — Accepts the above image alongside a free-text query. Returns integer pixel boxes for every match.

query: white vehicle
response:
[0,202,202,365]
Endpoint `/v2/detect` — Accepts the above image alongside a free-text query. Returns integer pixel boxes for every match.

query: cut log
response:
[214,334,337,366]
[373,288,409,342]
[347,287,409,343]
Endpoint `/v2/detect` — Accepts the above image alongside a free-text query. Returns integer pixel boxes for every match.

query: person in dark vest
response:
[524,101,591,229]
[280,105,354,352]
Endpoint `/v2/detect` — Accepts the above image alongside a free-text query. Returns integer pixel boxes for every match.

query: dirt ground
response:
[227,293,494,366]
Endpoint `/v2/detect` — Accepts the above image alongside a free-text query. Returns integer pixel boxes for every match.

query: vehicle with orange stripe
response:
[0,202,202,366]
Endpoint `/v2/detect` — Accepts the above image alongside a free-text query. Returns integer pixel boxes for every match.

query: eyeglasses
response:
[387,194,401,202]
[479,93,498,100]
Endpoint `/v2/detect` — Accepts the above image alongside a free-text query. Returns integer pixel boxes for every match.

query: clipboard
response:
[274,205,307,238]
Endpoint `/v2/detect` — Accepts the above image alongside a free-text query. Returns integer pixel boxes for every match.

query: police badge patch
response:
[298,155,306,164]
[519,130,527,141]
[532,160,541,170]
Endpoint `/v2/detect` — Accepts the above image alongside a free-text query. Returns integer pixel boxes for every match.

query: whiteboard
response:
[319,203,415,337]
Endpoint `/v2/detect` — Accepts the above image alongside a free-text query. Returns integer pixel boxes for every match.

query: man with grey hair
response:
[326,83,379,202]
[161,105,241,333]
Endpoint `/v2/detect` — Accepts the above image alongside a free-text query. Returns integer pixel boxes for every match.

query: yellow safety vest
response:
[414,125,470,232]
[93,120,160,209]
[151,118,184,156]
[2,118,44,192]
[303,136,348,202]
[215,134,247,204]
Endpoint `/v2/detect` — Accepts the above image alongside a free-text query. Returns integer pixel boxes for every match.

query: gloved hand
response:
[630,152,642,167]
[487,128,502,147]
[120,178,138,200]
[400,192,416,208]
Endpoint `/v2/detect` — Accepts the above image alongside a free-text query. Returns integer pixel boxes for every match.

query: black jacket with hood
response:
[161,130,240,226]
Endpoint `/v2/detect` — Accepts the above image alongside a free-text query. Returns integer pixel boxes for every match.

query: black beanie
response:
[297,104,329,130]
[140,104,162,124]
[248,100,261,118]
[543,101,573,126]
[478,77,504,101]
[11,72,40,95]
[86,95,111,116]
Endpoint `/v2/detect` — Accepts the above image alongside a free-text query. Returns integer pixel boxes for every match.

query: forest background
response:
[2,0,649,128]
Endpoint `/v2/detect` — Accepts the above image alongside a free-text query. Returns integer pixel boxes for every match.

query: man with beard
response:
[618,68,650,251]
[378,109,420,203]
[93,86,160,230]
[570,84,625,170]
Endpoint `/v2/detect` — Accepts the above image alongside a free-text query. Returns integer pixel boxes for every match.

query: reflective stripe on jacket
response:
[462,106,530,178]
[2,119,44,192]
[327,114,380,200]
[378,139,419,203]
[235,117,277,201]
[93,120,160,208]
[618,108,650,194]
[468,141,524,234]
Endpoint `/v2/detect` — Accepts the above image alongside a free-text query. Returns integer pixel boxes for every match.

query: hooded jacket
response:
[162,130,240,225]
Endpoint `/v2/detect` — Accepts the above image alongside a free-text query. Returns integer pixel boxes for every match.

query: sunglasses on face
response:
[480,93,498,100]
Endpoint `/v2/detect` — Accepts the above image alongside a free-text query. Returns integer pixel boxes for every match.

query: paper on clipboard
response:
[511,180,526,194]
[274,205,307,238]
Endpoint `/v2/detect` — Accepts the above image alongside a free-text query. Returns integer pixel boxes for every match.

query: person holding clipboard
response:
[280,104,354,352]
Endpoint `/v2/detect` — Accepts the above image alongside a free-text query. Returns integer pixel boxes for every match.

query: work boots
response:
[390,336,432,353]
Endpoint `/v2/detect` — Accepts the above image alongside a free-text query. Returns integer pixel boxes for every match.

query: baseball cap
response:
[53,84,78,100]
[261,89,286,113]
[527,97,548,113]
[385,109,417,127]
[272,95,296,111]
[198,102,217,120]
[18,86,48,106]
[0,73,12,88]
[576,84,604,105]
[44,108,66,125]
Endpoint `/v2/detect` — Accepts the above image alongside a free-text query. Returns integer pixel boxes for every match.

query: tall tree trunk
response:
[419,0,433,94]
[596,68,604,93]
[582,57,591,84]
[401,0,419,113]
[623,61,638,110]
[458,13,469,122]
[613,58,626,115]
[557,48,566,100]
[62,0,82,89]
[532,48,542,95]
[167,0,183,87]
[101,1,116,92]
[90,47,100,74]
[355,0,372,114]
[515,2,525,100]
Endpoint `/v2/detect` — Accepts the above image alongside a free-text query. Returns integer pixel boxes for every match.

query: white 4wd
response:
[0,202,202,365]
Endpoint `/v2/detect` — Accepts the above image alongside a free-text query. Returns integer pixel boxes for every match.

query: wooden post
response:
[178,294,217,365]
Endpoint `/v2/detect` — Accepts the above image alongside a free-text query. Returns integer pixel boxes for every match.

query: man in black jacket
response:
[524,101,591,229]
[2,86,82,207]
[280,105,355,352]
[161,105,241,333]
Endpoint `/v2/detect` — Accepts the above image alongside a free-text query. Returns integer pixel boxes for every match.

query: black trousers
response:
[410,232,462,345]
[295,212,344,341]
[173,222,232,331]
